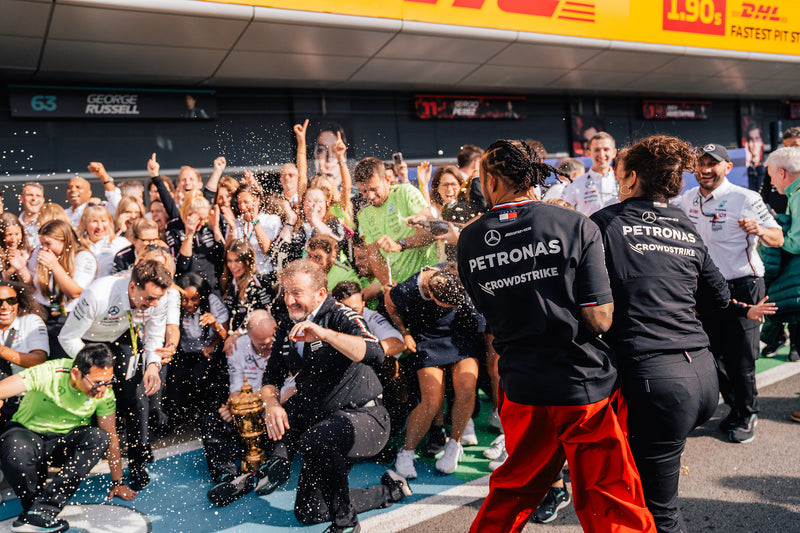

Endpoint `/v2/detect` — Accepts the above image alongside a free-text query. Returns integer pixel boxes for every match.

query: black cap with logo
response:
[698,143,731,163]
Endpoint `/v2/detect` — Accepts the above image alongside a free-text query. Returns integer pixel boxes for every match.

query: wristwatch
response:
[112,478,125,487]
[397,238,407,251]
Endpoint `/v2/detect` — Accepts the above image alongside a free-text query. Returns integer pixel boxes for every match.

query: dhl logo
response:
[404,0,596,23]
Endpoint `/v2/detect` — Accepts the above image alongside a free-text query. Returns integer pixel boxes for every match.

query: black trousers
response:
[0,422,109,519]
[102,331,151,469]
[166,349,227,424]
[700,276,764,415]
[271,398,392,529]
[621,349,719,533]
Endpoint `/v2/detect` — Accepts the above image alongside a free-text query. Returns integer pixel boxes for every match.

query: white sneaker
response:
[435,439,463,474]
[488,449,508,471]
[461,418,478,446]
[488,409,503,433]
[483,434,505,460]
[394,448,418,480]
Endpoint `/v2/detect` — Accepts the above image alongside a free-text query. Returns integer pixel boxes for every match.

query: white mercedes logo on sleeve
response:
[484,230,501,246]
[642,211,657,224]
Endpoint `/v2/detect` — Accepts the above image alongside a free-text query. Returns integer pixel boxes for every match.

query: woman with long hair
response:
[23,219,96,358]
[115,195,146,240]
[227,184,282,275]
[0,212,31,282]
[77,204,130,278]
[220,239,274,335]
[591,135,775,532]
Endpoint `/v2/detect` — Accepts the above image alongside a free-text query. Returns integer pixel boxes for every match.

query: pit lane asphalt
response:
[382,368,800,533]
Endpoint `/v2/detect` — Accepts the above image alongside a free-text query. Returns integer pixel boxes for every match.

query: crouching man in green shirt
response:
[0,344,135,533]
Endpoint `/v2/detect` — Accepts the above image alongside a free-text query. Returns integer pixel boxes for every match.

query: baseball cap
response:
[698,143,730,163]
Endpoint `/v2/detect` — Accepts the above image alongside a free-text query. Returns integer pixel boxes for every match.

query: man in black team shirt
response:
[457,140,655,533]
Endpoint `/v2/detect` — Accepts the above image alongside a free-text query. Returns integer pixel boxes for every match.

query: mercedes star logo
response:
[484,230,501,246]
[642,211,657,224]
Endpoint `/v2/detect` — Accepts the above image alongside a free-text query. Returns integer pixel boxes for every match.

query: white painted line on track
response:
[756,360,800,389]
[360,475,491,532]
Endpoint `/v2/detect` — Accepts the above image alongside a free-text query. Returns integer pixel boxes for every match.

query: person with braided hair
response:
[457,139,655,533]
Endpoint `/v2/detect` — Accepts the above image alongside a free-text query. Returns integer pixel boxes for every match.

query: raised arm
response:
[333,131,352,218]
[294,119,309,202]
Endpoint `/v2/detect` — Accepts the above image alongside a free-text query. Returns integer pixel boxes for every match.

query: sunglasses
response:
[146,244,171,253]
[0,296,18,306]
[82,372,117,392]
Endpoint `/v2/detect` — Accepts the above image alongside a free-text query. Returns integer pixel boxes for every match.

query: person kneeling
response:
[0,344,135,533]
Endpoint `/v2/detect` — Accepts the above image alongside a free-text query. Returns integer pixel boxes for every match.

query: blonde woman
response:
[77,204,130,278]
[115,195,146,240]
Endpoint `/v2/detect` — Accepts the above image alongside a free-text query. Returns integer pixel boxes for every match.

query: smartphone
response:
[392,152,403,167]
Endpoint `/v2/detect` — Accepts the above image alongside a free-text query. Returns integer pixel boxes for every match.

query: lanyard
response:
[127,310,141,355]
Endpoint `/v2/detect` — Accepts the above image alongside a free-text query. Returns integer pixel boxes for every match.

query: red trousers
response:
[470,394,655,533]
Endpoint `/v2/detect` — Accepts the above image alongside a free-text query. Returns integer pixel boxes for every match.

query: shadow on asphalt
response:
[681,496,800,532]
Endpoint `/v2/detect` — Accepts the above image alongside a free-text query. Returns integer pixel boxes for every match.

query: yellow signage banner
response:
[205,0,800,56]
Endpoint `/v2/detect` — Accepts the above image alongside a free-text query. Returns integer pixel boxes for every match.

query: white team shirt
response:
[180,293,228,353]
[0,314,49,374]
[562,169,619,216]
[231,214,282,274]
[28,249,97,312]
[90,235,131,278]
[543,180,569,201]
[674,177,779,280]
[58,275,168,368]
[228,334,269,394]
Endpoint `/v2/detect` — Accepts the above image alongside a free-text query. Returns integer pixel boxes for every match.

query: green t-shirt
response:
[13,359,116,434]
[327,260,362,292]
[358,183,438,284]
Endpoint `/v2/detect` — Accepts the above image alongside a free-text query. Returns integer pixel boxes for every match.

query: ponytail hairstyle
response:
[481,139,565,193]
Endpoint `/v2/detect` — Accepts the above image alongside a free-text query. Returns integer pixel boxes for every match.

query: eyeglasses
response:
[0,296,18,306]
[146,244,171,253]
[82,372,117,392]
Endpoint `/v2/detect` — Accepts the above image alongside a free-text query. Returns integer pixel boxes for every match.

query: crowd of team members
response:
[0,120,799,533]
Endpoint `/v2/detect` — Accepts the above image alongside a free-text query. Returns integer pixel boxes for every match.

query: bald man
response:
[65,173,122,228]
[205,310,278,506]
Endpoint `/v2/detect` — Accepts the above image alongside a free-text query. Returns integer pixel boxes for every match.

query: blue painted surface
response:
[0,448,463,532]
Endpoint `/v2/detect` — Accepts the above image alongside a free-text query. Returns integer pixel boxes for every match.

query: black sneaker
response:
[11,511,69,533]
[729,413,757,443]
[322,523,361,533]
[207,472,255,506]
[254,457,291,495]
[421,425,447,458]
[381,469,413,502]
[761,342,784,358]
[789,348,800,362]
[532,485,571,524]
[718,408,740,432]
[128,463,150,491]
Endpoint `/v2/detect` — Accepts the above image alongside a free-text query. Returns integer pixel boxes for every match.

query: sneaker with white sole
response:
[394,448,417,480]
[381,469,413,502]
[488,448,508,471]
[483,434,505,460]
[435,439,463,474]
[461,418,478,446]
[532,485,571,523]
[487,409,503,433]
